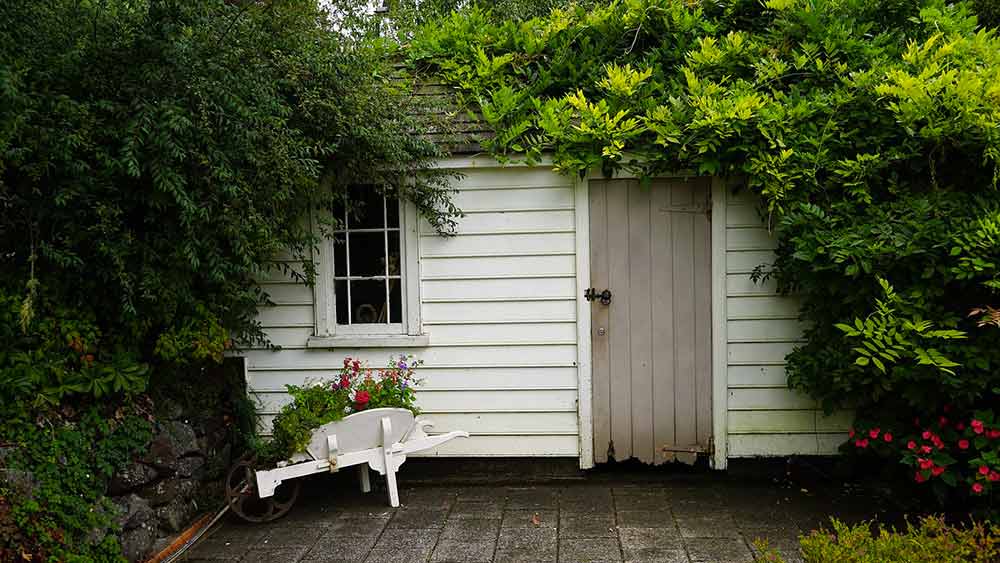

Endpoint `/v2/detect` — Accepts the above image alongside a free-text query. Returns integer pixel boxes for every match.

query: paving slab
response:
[180,459,891,563]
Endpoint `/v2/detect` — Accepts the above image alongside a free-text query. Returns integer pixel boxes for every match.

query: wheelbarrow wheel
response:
[225,457,300,523]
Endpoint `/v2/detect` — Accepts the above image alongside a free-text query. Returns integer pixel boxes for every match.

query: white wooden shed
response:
[241,156,850,470]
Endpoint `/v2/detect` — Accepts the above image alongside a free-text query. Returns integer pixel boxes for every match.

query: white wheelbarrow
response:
[225,408,468,522]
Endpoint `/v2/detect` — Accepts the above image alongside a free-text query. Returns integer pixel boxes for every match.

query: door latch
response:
[584,288,612,305]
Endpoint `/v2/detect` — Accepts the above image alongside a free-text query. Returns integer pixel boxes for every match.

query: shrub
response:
[408,0,1000,503]
[263,356,422,463]
[754,516,1000,562]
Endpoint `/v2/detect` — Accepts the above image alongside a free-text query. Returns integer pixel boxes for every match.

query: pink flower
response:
[989,429,1000,439]
[848,428,856,438]
[883,433,893,443]
[990,472,1000,483]
[931,466,945,477]
[918,458,934,470]
[854,439,868,448]
[907,440,917,450]
[979,465,990,476]
[921,445,933,454]
[869,428,880,439]
[958,439,970,450]
[972,483,984,494]
[915,472,927,483]
[972,420,985,434]
[922,430,932,440]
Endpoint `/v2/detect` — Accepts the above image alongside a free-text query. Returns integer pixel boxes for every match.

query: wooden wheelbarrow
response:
[226,408,468,522]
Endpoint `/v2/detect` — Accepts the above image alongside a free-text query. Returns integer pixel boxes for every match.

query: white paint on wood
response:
[246,166,583,458]
[710,177,729,469]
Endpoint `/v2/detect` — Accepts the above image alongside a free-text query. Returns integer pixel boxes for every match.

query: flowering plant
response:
[850,407,1000,501]
[262,355,421,462]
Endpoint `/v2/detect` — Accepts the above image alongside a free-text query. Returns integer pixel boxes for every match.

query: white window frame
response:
[308,198,426,348]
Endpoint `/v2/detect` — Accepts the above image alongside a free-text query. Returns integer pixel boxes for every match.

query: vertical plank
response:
[576,176,594,469]
[650,180,676,462]
[589,180,612,463]
[627,180,654,463]
[693,179,714,447]
[711,177,729,469]
[671,180,698,452]
[606,180,633,461]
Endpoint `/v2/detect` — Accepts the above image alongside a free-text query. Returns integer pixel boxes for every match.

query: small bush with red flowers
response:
[261,356,421,463]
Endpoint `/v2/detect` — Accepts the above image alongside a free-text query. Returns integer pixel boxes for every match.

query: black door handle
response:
[584,288,612,305]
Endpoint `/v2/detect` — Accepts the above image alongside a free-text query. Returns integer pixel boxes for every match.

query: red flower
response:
[939,416,948,427]
[972,420,985,434]
[972,483,984,494]
[921,445,933,454]
[931,436,944,449]
[340,376,350,389]
[989,429,1000,439]
[907,440,917,450]
[868,428,880,439]
[956,422,966,431]
[958,439,970,450]
[990,471,1000,483]
[979,465,990,476]
[354,390,370,408]
[854,439,868,448]
[849,428,855,438]
[931,466,945,477]
[883,433,893,443]
[922,430,932,440]
[915,472,927,483]
[918,458,934,470]
[343,357,351,367]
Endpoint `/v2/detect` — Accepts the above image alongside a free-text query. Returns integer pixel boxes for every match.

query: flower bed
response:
[262,356,421,463]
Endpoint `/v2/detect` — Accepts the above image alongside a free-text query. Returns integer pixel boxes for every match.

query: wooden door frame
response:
[574,172,729,470]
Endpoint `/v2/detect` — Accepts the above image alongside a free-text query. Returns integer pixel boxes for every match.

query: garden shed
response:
[242,156,850,470]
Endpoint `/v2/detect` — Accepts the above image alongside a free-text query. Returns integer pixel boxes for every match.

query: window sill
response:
[306,334,430,349]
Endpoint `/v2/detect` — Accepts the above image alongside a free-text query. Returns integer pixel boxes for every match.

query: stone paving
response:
[182,463,888,563]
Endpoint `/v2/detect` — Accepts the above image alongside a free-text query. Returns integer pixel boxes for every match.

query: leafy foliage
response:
[409,0,1000,502]
[754,516,1000,563]
[264,356,422,463]
[0,405,153,563]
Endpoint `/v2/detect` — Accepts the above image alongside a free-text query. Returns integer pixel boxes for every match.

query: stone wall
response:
[112,399,233,562]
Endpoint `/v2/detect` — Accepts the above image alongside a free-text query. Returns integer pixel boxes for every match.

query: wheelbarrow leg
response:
[359,464,371,493]
[380,417,400,507]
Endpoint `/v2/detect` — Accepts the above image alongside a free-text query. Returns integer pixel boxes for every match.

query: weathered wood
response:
[589,180,611,463]
[627,180,654,463]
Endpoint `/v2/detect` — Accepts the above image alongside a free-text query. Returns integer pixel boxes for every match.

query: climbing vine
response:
[409,0,1000,501]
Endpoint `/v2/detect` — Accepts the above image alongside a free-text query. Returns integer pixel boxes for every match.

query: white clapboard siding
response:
[725,190,847,455]
[245,166,580,457]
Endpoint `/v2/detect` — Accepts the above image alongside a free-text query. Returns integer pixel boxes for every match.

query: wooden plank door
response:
[590,178,713,465]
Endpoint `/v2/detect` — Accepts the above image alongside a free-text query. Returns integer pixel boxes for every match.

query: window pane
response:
[350,280,388,324]
[349,232,387,277]
[333,234,347,277]
[386,198,400,229]
[335,280,349,325]
[387,231,401,276]
[350,187,385,229]
[389,279,402,324]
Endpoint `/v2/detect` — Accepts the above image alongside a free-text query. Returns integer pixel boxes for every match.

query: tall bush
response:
[407,0,1000,502]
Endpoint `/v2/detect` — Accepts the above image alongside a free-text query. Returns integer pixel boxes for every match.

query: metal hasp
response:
[584,288,612,305]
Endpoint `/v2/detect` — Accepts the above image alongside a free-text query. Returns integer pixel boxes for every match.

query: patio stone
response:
[388,508,449,529]
[501,509,557,529]
[559,515,616,538]
[259,526,326,548]
[241,546,310,563]
[494,528,557,563]
[505,487,559,509]
[619,527,683,561]
[441,518,501,540]
[374,528,440,550]
[186,537,251,559]
[366,547,433,563]
[449,501,503,520]
[431,539,497,563]
[675,514,740,539]
[558,538,623,563]
[616,510,675,528]
[684,538,753,563]
[456,487,509,503]
[326,518,387,539]
[307,533,377,561]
